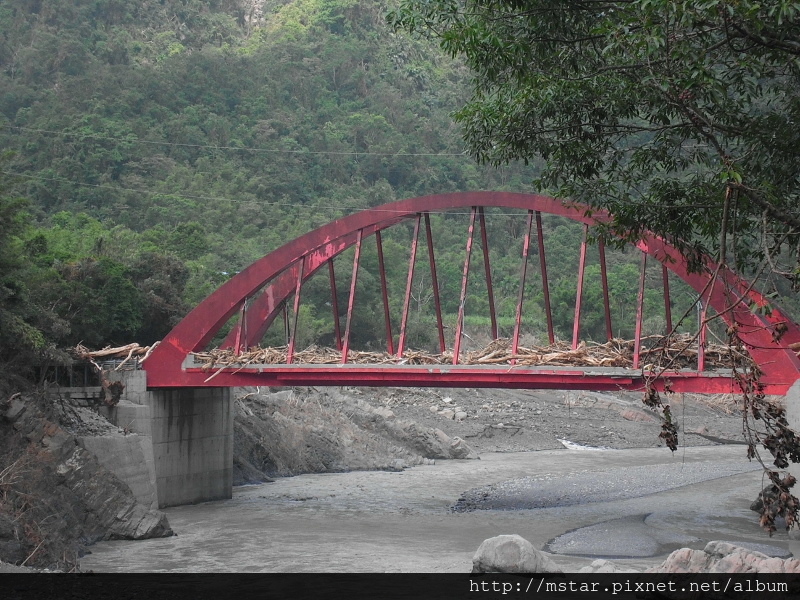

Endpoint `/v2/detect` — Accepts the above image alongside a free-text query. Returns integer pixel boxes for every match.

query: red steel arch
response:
[143,192,800,393]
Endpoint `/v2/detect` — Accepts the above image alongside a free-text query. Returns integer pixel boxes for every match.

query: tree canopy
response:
[389,0,800,283]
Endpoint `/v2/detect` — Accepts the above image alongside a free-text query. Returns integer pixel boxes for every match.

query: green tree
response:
[0,186,45,365]
[0,165,68,389]
[46,257,144,348]
[128,252,190,344]
[389,1,800,281]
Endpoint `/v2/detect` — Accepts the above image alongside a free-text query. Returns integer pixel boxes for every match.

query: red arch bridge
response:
[144,192,800,397]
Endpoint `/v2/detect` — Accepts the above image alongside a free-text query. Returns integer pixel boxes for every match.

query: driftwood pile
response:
[73,343,157,371]
[71,343,157,406]
[192,345,452,370]
[465,338,632,367]
[191,335,752,372]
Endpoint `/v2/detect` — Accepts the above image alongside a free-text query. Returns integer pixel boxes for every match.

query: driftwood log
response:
[72,343,157,406]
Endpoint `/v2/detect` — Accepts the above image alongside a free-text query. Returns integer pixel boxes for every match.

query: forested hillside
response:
[0,0,478,374]
[1,0,794,387]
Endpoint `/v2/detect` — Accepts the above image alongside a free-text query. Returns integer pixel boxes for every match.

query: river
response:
[80,445,798,573]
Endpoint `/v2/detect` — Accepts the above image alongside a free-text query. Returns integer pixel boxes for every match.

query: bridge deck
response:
[175,362,763,394]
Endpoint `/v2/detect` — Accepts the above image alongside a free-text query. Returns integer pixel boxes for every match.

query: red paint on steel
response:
[699,297,710,372]
[286,257,305,364]
[220,263,299,349]
[730,276,800,349]
[599,239,613,341]
[328,260,342,351]
[175,363,773,395]
[573,224,589,350]
[512,210,534,355]
[164,194,578,361]
[424,213,446,353]
[478,207,498,340]
[536,211,555,345]
[341,229,363,363]
[633,235,800,390]
[662,264,673,335]
[375,231,394,355]
[233,301,246,356]
[397,214,421,357]
[633,252,647,369]
[220,222,404,349]
[144,191,800,393]
[453,207,477,365]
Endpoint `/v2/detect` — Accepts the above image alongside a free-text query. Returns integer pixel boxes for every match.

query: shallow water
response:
[80,446,797,573]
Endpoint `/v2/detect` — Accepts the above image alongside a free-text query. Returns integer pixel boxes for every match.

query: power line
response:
[1,168,726,218]
[0,169,516,217]
[4,125,471,158]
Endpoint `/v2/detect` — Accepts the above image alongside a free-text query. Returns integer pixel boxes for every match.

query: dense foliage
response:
[388,0,800,280]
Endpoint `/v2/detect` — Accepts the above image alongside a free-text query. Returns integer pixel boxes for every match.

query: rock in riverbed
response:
[472,534,562,574]
[648,541,800,573]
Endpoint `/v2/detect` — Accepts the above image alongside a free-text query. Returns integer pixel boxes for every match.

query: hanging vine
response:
[641,257,800,536]
[732,324,800,535]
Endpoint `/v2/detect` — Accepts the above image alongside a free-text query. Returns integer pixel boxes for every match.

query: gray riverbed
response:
[80,445,798,572]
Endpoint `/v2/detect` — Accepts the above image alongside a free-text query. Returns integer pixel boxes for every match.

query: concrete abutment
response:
[97,371,233,508]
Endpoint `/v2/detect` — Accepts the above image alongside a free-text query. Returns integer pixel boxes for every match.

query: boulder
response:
[648,541,800,573]
[472,534,562,574]
[619,409,656,423]
[578,559,640,574]
[449,436,479,460]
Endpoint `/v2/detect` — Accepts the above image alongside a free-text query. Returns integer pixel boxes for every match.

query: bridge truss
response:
[144,192,800,395]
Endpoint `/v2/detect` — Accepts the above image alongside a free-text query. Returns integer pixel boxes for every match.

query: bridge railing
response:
[35,363,102,389]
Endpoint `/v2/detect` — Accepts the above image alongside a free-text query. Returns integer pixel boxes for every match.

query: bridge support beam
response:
[149,386,233,508]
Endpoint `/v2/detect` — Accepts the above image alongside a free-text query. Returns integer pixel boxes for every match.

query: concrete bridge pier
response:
[149,386,233,508]
[99,371,233,509]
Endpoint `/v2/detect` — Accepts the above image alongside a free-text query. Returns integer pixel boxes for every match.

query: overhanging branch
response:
[736,184,800,232]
